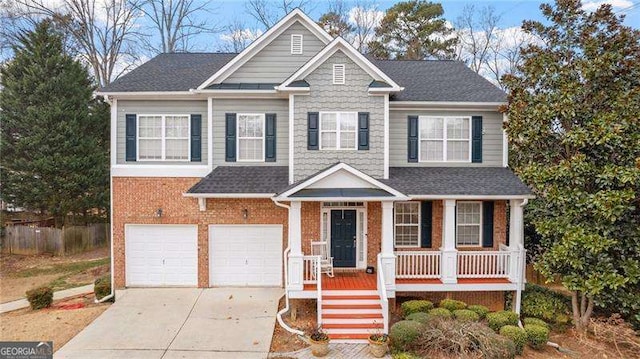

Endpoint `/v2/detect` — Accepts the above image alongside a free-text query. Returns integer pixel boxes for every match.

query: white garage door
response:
[126,225,198,286]
[209,225,282,287]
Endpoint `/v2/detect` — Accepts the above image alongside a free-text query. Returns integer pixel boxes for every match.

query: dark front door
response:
[331,210,357,267]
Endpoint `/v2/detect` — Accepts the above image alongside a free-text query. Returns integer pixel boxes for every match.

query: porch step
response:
[322,317,383,325]
[322,295,380,300]
[321,290,378,296]
[322,313,384,319]
[322,304,381,310]
[327,333,371,341]
[323,299,380,305]
[323,323,384,329]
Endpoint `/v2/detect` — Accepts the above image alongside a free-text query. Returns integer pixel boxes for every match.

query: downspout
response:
[96,94,115,303]
[272,199,305,336]
[515,198,528,326]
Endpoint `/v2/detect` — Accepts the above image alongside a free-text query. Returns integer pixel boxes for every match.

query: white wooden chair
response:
[311,241,334,278]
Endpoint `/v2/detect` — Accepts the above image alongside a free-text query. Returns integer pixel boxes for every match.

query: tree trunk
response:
[571,290,594,331]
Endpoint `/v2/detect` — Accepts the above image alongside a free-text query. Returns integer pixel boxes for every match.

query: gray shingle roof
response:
[188,166,288,194]
[290,188,394,197]
[100,53,237,92]
[372,59,507,102]
[99,53,507,103]
[382,167,532,196]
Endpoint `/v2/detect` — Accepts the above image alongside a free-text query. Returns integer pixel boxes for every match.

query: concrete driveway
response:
[55,288,283,359]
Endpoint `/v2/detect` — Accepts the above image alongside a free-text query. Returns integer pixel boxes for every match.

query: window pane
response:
[321,113,337,130]
[321,132,336,149]
[138,139,162,159]
[165,139,189,160]
[340,132,356,149]
[421,140,443,161]
[394,202,420,247]
[446,118,469,139]
[340,113,356,131]
[239,115,263,137]
[457,225,480,246]
[238,138,263,161]
[139,116,162,137]
[456,202,481,246]
[447,141,469,161]
[420,117,443,139]
[165,116,189,137]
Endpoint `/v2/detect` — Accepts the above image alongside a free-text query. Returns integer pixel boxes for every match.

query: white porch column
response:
[508,199,524,283]
[288,201,303,291]
[440,199,458,284]
[380,201,396,293]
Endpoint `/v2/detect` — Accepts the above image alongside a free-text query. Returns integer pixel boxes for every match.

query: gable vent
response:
[333,64,345,85]
[291,34,303,55]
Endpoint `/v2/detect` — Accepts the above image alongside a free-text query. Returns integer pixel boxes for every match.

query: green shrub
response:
[389,320,422,351]
[499,325,527,354]
[468,304,490,319]
[401,300,434,317]
[439,298,467,311]
[427,307,452,319]
[523,317,550,330]
[94,275,111,300]
[391,353,421,359]
[487,311,519,332]
[482,335,517,359]
[524,324,550,350]
[452,309,480,322]
[405,312,431,324]
[26,286,53,310]
[519,284,571,326]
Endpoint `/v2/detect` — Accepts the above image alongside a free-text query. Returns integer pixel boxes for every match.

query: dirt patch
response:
[269,298,315,353]
[0,248,109,303]
[0,294,110,352]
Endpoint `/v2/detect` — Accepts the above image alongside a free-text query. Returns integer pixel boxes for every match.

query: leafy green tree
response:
[504,0,640,330]
[0,20,109,227]
[368,0,456,60]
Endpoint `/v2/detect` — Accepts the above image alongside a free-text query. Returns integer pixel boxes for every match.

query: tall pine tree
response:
[0,20,109,227]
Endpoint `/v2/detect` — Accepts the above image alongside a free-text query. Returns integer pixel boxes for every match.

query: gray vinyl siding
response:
[212,99,289,166]
[293,51,385,181]
[225,22,326,83]
[116,100,208,165]
[389,109,504,167]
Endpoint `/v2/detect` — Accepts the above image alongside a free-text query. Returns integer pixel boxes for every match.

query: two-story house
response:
[98,9,533,341]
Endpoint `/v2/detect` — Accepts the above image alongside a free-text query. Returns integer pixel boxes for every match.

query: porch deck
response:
[302,271,511,291]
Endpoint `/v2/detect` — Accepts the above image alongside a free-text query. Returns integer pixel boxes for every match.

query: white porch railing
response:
[316,256,322,328]
[377,254,389,334]
[303,255,317,284]
[457,250,511,278]
[395,251,441,279]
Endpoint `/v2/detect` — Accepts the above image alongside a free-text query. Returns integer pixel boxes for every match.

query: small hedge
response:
[427,307,452,319]
[406,312,431,324]
[439,298,467,311]
[389,320,422,351]
[519,284,571,326]
[452,309,480,322]
[468,304,490,319]
[523,317,550,330]
[94,275,111,300]
[401,300,434,317]
[487,310,519,332]
[26,286,53,310]
[499,325,527,354]
[524,324,550,350]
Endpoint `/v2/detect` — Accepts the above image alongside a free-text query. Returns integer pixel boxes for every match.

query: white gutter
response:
[272,199,305,337]
[183,193,275,199]
[409,194,536,200]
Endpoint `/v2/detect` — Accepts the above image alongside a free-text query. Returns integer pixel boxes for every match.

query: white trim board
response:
[111,165,209,177]
[197,9,332,89]
[277,37,402,92]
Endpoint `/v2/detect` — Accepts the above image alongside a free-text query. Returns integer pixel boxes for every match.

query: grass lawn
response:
[0,247,110,303]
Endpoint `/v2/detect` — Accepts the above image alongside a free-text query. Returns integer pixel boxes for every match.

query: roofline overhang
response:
[190,88,279,95]
[408,194,535,200]
[183,193,275,198]
[274,196,410,202]
[389,101,506,110]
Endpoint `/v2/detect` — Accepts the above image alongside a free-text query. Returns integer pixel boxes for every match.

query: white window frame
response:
[456,201,483,247]
[319,112,358,151]
[333,64,345,84]
[393,201,421,248]
[291,34,303,55]
[236,113,266,162]
[418,116,472,163]
[320,203,368,269]
[136,114,190,162]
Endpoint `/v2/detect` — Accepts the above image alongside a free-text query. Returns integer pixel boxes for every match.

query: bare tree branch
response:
[349,1,381,52]
[244,0,314,28]
[11,0,141,86]
[217,18,262,53]
[134,0,219,54]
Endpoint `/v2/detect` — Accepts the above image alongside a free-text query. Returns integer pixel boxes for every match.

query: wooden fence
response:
[2,223,109,255]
